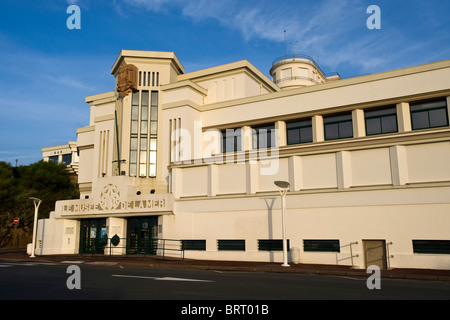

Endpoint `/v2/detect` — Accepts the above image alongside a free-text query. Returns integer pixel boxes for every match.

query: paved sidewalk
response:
[1,249,449,281]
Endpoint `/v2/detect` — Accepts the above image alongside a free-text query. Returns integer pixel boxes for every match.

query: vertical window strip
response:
[139,91,149,177]
[129,91,140,177]
[149,91,158,177]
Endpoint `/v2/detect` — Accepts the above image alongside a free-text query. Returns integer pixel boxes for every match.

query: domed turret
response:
[269,54,340,90]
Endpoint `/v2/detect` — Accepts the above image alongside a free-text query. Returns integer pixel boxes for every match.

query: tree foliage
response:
[0,161,79,248]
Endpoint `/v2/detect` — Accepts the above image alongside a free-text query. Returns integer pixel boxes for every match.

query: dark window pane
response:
[254,125,275,148]
[429,108,449,128]
[413,240,450,254]
[287,129,300,145]
[411,99,448,130]
[410,100,446,112]
[286,120,311,129]
[325,123,339,140]
[62,154,72,165]
[286,119,312,145]
[411,111,430,130]
[324,113,352,140]
[182,240,206,251]
[366,118,381,135]
[258,239,290,251]
[339,121,353,138]
[324,114,351,124]
[218,240,245,251]
[49,156,58,163]
[304,240,340,252]
[299,127,313,143]
[381,115,398,133]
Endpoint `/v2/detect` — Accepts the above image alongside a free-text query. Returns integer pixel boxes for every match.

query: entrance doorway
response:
[127,217,158,255]
[363,240,387,270]
[79,219,107,254]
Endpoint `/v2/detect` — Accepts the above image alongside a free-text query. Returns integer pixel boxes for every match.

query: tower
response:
[270,53,341,90]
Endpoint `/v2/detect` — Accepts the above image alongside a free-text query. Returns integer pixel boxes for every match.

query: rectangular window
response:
[129,91,140,176]
[253,124,275,149]
[49,155,58,163]
[62,153,72,165]
[217,240,246,251]
[286,119,313,145]
[182,240,206,251]
[413,240,450,254]
[222,128,242,153]
[324,113,353,140]
[365,106,398,136]
[258,239,290,251]
[149,91,158,177]
[410,99,449,130]
[303,240,340,252]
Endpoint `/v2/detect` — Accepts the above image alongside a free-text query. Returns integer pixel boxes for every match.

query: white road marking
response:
[112,274,212,282]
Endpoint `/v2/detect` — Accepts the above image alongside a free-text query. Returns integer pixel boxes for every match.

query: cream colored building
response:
[36,50,450,270]
[42,142,79,179]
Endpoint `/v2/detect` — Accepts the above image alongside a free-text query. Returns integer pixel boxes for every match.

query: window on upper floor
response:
[253,124,275,149]
[365,106,398,136]
[286,119,313,145]
[324,113,353,140]
[62,153,72,165]
[410,99,449,130]
[221,128,242,153]
[49,155,58,163]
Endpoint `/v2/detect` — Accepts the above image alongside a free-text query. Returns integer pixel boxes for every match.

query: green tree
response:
[0,160,79,248]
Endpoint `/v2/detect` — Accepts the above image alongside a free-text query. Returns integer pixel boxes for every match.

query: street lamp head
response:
[29,197,41,202]
[274,180,290,189]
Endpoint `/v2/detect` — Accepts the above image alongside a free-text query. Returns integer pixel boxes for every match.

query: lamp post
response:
[274,181,290,267]
[29,197,42,258]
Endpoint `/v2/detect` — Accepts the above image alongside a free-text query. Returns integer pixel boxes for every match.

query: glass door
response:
[79,219,107,254]
[126,217,158,255]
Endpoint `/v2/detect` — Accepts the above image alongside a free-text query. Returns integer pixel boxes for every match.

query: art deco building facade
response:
[37,50,450,270]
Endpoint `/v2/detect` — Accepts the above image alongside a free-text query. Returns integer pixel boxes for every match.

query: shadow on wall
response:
[261,197,276,262]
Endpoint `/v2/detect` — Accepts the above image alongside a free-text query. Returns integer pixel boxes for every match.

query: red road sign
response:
[13,217,19,225]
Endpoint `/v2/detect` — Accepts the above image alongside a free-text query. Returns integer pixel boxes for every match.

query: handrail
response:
[272,54,318,66]
[272,54,327,76]
[349,241,359,268]
[277,76,318,84]
[84,237,185,260]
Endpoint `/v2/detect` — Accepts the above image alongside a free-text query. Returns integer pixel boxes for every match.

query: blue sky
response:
[0,0,449,165]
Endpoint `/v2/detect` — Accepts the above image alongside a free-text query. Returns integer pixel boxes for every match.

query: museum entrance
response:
[79,218,107,254]
[126,216,158,255]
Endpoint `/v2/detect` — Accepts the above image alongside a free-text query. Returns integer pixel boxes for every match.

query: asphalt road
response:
[1,261,449,303]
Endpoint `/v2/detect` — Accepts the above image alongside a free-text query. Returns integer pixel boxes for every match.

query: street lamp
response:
[274,180,290,267]
[29,197,42,258]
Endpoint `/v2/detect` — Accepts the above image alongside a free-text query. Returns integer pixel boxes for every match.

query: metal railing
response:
[272,54,319,66]
[81,237,185,260]
[276,76,318,84]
